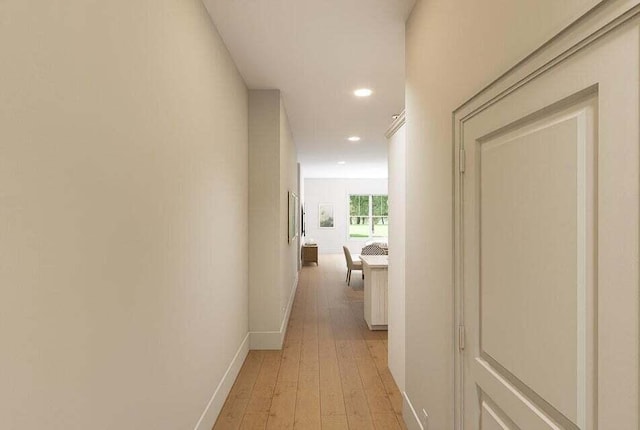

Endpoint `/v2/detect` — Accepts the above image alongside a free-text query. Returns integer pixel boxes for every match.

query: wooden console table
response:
[301,244,318,265]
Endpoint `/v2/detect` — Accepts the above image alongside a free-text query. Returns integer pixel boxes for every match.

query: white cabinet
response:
[360,255,388,330]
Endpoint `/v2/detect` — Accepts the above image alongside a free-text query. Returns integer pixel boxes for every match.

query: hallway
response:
[214,255,406,430]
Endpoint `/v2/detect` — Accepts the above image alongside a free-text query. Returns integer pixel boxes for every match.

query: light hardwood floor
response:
[214,254,406,430]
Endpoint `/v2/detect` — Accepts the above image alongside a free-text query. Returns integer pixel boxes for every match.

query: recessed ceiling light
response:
[337,161,346,165]
[354,88,373,97]
[348,136,361,142]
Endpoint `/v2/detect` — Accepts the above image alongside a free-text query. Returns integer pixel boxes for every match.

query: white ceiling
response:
[203,0,414,178]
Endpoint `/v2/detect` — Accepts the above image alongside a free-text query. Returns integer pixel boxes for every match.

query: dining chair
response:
[342,246,363,286]
[360,244,386,255]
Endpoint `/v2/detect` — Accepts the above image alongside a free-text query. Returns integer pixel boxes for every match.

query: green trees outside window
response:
[349,194,388,238]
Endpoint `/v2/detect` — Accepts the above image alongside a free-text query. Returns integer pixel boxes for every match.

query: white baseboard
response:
[403,391,424,430]
[193,272,299,427]
[248,330,282,350]
[250,273,299,350]
[193,332,250,430]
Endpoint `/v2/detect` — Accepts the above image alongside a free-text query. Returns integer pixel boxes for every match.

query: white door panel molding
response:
[454,2,640,429]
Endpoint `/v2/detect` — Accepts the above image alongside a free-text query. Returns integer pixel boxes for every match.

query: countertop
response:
[359,255,388,268]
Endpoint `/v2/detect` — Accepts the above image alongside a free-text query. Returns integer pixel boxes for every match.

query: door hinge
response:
[458,325,465,351]
[459,148,466,173]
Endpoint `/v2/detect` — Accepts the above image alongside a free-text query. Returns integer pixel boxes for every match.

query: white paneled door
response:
[455,3,640,430]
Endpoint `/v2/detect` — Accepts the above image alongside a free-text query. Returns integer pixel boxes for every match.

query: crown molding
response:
[385,110,406,139]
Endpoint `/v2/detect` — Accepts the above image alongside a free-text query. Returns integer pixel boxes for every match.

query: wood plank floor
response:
[213,254,406,430]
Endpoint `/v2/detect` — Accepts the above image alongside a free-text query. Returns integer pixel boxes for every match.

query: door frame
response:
[452,1,640,428]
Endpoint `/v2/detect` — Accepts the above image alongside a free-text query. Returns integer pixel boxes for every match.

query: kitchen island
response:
[360,255,388,330]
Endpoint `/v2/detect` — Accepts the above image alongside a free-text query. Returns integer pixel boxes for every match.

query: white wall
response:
[387,121,406,392]
[304,178,388,255]
[279,99,300,333]
[0,1,249,429]
[249,90,299,349]
[404,0,600,428]
[249,91,282,334]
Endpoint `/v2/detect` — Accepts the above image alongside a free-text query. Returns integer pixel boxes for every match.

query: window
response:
[348,194,388,238]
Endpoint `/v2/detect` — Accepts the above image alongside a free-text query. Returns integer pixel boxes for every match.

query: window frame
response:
[347,194,388,239]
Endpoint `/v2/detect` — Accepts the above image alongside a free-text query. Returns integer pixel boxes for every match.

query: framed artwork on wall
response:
[318,203,334,229]
[288,191,299,243]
